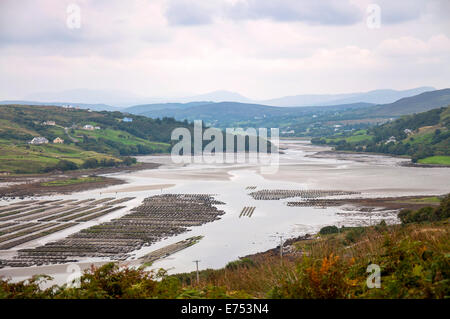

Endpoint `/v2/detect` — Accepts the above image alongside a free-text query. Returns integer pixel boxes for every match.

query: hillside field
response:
[0,105,177,174]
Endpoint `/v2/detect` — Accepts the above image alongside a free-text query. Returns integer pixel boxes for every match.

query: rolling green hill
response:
[124,101,374,128]
[349,88,450,117]
[0,105,184,174]
[123,89,450,137]
[0,104,274,174]
[312,106,450,165]
[123,101,211,114]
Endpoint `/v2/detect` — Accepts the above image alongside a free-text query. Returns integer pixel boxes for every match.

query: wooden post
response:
[193,260,200,285]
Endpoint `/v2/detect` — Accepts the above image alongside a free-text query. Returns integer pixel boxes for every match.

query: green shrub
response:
[344,227,366,244]
[374,220,388,232]
[398,194,450,224]
[319,226,339,235]
[269,254,357,299]
[225,258,255,271]
[122,156,137,166]
[362,238,450,298]
[82,158,99,169]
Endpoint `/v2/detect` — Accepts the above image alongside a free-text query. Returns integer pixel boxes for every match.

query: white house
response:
[29,137,49,144]
[83,124,94,130]
[122,117,133,123]
[42,121,56,126]
[385,136,397,144]
[404,129,413,135]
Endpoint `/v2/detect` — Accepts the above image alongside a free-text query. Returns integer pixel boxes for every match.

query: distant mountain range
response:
[178,90,251,103]
[0,100,121,112]
[122,88,450,123]
[360,88,450,116]
[7,86,435,109]
[2,88,449,142]
[123,102,374,126]
[23,89,147,108]
[123,101,212,114]
[261,87,435,107]
[3,87,449,129]
[20,89,251,107]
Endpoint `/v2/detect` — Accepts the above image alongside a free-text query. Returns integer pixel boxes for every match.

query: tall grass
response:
[176,221,449,298]
[1,221,448,299]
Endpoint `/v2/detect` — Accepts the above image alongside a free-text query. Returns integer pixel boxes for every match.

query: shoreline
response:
[237,194,443,262]
[0,162,161,198]
[308,149,450,168]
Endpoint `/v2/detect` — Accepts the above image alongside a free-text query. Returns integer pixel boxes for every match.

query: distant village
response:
[28,116,133,145]
[28,120,101,145]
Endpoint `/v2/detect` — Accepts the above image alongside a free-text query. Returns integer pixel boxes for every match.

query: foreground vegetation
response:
[1,195,448,299]
[312,106,450,164]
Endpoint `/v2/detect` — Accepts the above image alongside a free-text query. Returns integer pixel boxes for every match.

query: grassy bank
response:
[418,156,450,165]
[40,176,105,187]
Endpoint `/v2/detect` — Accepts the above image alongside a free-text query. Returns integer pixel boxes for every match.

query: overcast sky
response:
[0,0,449,100]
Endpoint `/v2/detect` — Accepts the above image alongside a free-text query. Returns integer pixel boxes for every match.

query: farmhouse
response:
[42,121,56,126]
[83,124,94,130]
[29,137,49,145]
[53,137,64,144]
[404,128,413,135]
[385,136,397,144]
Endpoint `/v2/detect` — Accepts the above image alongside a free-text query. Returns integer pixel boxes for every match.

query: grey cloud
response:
[227,0,362,25]
[165,0,218,26]
[376,0,426,24]
[0,0,169,55]
[165,0,363,26]
[0,0,94,47]
[373,0,450,25]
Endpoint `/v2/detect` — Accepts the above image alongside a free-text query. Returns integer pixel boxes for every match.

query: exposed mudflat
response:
[0,163,160,198]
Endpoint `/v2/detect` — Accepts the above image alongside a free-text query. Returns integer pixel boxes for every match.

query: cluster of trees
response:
[312,107,450,161]
[369,107,445,142]
[43,157,137,173]
[89,112,187,144]
[96,137,166,156]
[328,131,448,161]
[77,135,166,156]
[398,194,450,224]
[0,130,34,141]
